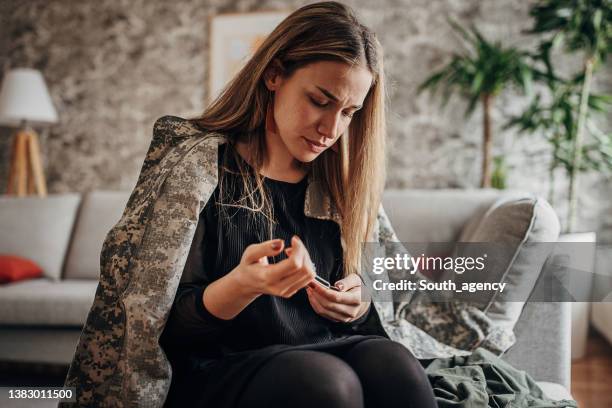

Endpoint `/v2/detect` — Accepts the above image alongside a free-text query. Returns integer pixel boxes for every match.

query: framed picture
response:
[208,11,290,103]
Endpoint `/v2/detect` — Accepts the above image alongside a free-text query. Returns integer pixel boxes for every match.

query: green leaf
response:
[471,71,484,94]
[593,9,602,31]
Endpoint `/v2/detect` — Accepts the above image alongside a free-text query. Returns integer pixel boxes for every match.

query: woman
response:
[159,2,437,408]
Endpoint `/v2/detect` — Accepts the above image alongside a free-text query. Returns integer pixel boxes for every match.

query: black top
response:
[161,143,372,364]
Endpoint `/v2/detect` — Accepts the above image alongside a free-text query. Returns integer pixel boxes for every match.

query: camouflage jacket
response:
[61,115,513,407]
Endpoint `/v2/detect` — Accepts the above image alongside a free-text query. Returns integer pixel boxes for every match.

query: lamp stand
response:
[6,128,47,197]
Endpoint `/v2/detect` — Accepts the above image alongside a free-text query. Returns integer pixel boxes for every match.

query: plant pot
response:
[557,232,597,360]
[591,245,612,346]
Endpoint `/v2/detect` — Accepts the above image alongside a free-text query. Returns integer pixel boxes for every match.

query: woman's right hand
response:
[232,235,317,298]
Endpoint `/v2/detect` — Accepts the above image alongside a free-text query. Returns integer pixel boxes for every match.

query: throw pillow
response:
[398,194,560,354]
[0,255,43,283]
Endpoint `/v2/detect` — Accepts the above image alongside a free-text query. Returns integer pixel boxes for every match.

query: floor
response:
[0,362,67,407]
[571,328,612,408]
[0,361,66,387]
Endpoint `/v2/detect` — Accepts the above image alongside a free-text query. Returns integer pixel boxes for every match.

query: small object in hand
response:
[314,275,340,291]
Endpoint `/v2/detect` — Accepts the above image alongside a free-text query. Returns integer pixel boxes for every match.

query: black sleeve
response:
[330,301,373,335]
[162,212,234,346]
[351,301,372,325]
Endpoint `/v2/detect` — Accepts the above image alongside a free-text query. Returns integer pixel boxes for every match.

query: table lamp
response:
[0,68,58,197]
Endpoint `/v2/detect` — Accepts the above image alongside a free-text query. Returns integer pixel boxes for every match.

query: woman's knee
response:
[342,339,437,408]
[345,339,429,383]
[348,338,421,364]
[249,350,364,408]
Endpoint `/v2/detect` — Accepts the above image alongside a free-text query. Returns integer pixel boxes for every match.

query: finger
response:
[307,288,353,322]
[243,239,284,264]
[265,253,303,280]
[286,236,318,279]
[306,287,326,316]
[334,273,362,292]
[263,236,317,290]
[308,287,361,315]
[275,255,316,293]
[307,287,339,320]
[288,235,307,265]
[265,235,310,280]
[309,280,361,306]
[278,270,315,298]
[295,236,317,271]
[293,236,319,280]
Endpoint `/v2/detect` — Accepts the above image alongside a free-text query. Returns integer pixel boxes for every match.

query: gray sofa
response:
[0,189,573,401]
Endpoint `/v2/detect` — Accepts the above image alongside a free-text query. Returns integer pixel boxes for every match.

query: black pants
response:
[235,338,437,408]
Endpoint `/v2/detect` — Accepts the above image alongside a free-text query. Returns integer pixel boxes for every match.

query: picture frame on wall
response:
[208,11,290,103]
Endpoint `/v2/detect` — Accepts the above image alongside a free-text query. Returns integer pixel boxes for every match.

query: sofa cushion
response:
[456,195,561,331]
[0,278,98,326]
[0,194,81,281]
[63,191,131,280]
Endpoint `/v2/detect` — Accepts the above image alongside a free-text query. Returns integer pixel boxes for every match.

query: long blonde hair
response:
[189,1,386,278]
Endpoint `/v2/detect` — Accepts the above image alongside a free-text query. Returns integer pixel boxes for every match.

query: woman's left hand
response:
[305,273,371,323]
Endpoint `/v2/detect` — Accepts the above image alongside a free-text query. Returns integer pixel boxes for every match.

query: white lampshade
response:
[0,68,58,127]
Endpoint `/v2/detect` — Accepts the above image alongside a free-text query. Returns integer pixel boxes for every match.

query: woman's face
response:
[265,60,373,163]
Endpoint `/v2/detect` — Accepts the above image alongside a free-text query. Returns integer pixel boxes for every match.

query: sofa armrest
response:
[501,301,571,389]
[502,253,572,389]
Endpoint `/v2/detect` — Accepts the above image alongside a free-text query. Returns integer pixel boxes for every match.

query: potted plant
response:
[506,83,610,361]
[526,0,612,232]
[508,0,612,359]
[504,72,612,211]
[418,19,534,188]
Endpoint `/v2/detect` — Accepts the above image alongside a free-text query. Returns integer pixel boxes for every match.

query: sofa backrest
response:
[0,194,81,281]
[2,188,547,281]
[381,188,534,242]
[63,191,131,280]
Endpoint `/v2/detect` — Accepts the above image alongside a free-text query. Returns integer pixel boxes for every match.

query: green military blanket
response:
[425,348,577,408]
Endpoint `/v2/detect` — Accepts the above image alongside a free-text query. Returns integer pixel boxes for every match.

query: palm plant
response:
[505,79,612,211]
[527,0,612,232]
[418,20,534,188]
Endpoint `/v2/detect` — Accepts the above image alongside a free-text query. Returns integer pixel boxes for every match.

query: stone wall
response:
[0,0,610,239]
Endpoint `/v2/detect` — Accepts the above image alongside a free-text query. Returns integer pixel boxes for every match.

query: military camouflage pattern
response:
[61,115,511,407]
[368,207,516,359]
